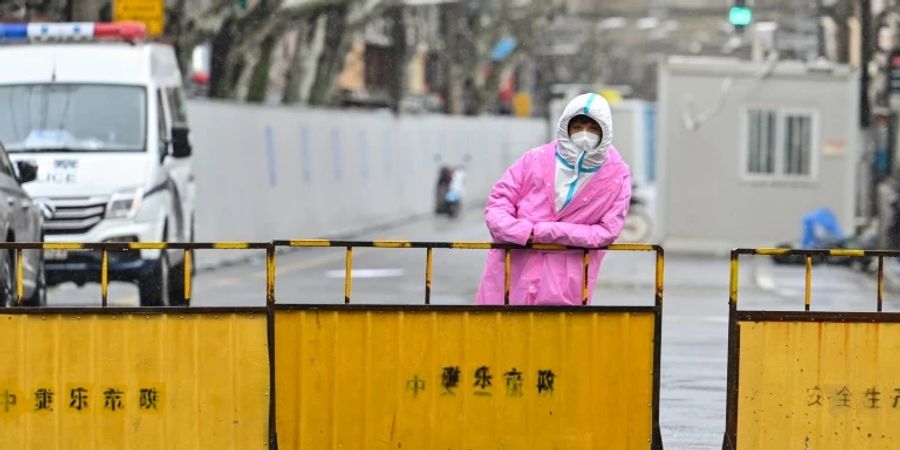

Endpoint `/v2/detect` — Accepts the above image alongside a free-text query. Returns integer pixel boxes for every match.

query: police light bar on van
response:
[0,22,147,42]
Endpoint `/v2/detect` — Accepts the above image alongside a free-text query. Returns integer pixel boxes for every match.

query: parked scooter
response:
[435,155,469,219]
[619,185,654,243]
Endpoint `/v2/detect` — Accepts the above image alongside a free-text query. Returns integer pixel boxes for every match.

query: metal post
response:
[101,248,109,307]
[184,249,192,305]
[729,252,739,307]
[805,255,812,311]
[860,0,873,128]
[581,250,590,305]
[878,256,884,312]
[651,246,665,449]
[724,252,740,449]
[15,249,23,306]
[425,248,433,305]
[503,249,511,305]
[655,248,665,309]
[266,246,276,305]
[344,247,353,304]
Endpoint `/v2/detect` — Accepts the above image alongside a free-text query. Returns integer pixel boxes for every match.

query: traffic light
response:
[729,0,752,31]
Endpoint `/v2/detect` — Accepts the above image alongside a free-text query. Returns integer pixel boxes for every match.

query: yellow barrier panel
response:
[274,308,657,449]
[735,318,900,449]
[725,248,900,450]
[0,311,269,449]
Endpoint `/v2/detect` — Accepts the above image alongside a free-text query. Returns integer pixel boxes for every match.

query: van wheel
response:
[22,254,46,307]
[168,259,190,307]
[166,221,195,306]
[189,221,196,276]
[139,251,171,307]
[0,251,15,307]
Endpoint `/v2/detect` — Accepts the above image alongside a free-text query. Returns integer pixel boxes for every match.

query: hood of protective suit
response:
[556,93,614,170]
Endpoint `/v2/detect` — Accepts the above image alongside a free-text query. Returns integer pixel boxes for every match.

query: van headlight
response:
[106,186,144,219]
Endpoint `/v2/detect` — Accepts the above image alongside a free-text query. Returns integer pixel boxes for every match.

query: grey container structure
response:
[656,56,861,252]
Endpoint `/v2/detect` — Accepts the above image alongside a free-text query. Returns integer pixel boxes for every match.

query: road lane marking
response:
[213,277,241,287]
[325,269,405,279]
[248,248,375,279]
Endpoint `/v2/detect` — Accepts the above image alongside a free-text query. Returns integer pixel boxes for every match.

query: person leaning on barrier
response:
[476,93,632,305]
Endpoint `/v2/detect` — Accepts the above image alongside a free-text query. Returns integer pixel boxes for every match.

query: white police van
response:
[0,22,196,306]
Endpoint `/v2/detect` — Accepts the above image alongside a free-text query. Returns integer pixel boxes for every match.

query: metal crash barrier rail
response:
[6,240,663,306]
[273,240,665,306]
[2,241,273,306]
[270,240,665,449]
[724,248,900,450]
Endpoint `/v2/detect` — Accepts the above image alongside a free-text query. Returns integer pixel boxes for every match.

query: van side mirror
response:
[15,161,37,184]
[171,125,192,158]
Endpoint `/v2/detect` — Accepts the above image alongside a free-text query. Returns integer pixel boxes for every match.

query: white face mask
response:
[570,131,600,152]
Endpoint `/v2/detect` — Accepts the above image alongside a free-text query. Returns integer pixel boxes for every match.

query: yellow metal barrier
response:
[0,309,270,449]
[0,240,664,449]
[724,248,896,450]
[274,307,657,449]
[270,240,665,449]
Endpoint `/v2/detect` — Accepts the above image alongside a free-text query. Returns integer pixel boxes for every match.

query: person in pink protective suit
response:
[476,93,632,305]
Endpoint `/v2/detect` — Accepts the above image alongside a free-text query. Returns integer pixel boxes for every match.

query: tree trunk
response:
[209,16,240,98]
[206,0,287,99]
[13,0,68,20]
[308,5,350,107]
[387,6,408,113]
[163,0,206,78]
[246,32,277,103]
[476,62,504,115]
[282,28,305,104]
[441,3,465,115]
[71,0,105,21]
[282,17,324,104]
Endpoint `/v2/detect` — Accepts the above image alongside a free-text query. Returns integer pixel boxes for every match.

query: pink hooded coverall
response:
[475,93,632,306]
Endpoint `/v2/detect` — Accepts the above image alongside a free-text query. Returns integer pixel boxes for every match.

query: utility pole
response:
[816,0,826,58]
[439,1,464,114]
[861,0,873,128]
[388,5,408,114]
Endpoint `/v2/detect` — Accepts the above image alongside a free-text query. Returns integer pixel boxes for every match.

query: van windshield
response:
[0,84,146,152]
